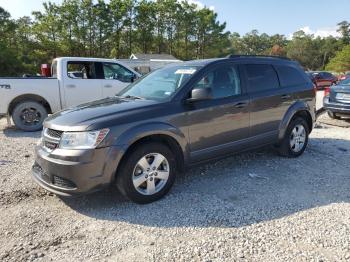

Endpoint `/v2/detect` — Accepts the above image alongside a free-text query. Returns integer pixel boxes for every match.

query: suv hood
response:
[45,97,160,131]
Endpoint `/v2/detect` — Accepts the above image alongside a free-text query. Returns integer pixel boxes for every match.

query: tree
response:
[326,45,350,72]
[134,0,156,54]
[337,21,350,45]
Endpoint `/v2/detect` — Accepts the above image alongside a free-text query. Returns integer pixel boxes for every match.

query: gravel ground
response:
[0,113,350,262]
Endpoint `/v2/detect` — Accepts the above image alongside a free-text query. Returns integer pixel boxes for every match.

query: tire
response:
[12,101,48,131]
[277,117,309,158]
[327,111,340,120]
[116,142,177,204]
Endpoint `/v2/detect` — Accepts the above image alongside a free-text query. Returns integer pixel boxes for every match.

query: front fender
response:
[278,101,314,141]
[114,122,189,162]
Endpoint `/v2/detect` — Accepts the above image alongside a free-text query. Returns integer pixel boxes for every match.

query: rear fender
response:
[278,101,314,141]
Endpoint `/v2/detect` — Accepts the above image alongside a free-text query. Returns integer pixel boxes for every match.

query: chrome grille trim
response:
[42,128,62,151]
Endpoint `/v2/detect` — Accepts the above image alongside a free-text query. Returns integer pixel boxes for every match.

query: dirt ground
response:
[0,113,349,262]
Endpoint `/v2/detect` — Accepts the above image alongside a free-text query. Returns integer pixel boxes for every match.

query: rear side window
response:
[245,64,279,92]
[275,65,306,87]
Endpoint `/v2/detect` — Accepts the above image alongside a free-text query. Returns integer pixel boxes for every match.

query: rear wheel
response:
[12,101,48,131]
[277,117,309,157]
[327,111,341,120]
[116,142,177,204]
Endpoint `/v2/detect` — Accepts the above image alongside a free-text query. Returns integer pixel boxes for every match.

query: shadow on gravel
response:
[62,137,350,229]
[2,127,41,138]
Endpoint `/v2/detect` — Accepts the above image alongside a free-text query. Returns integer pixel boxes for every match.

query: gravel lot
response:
[0,113,350,262]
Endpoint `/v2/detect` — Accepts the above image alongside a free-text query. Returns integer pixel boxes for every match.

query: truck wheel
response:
[116,142,177,204]
[327,111,340,120]
[277,117,309,158]
[12,101,48,131]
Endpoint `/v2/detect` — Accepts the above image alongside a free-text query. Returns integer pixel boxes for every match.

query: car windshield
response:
[118,65,200,101]
[339,78,350,85]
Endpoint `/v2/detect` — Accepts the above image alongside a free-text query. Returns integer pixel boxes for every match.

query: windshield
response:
[339,78,350,85]
[118,65,200,101]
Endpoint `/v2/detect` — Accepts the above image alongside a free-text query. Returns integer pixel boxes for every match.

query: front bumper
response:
[32,145,124,196]
[323,96,350,115]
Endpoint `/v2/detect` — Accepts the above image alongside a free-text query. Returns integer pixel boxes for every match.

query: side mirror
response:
[187,88,213,103]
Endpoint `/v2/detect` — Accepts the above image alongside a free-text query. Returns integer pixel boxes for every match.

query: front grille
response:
[47,129,63,139]
[42,128,62,151]
[53,175,77,189]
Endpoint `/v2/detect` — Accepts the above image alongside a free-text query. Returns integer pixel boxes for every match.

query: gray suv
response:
[32,55,316,204]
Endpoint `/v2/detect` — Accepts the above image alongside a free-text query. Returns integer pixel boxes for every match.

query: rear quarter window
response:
[275,65,307,87]
[245,64,279,92]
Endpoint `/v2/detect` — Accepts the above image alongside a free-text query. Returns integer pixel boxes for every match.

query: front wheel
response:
[12,101,48,131]
[116,142,177,204]
[277,117,309,157]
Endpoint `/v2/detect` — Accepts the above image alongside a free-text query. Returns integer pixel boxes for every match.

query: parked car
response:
[337,72,350,82]
[0,57,141,131]
[32,55,316,204]
[323,77,350,119]
[306,71,337,90]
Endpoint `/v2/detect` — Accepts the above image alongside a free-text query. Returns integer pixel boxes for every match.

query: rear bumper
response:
[323,96,350,114]
[32,145,125,196]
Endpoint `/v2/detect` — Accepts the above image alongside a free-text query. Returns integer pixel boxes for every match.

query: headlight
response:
[59,128,109,149]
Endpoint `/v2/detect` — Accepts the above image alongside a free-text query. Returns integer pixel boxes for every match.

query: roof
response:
[180,55,298,68]
[130,53,180,61]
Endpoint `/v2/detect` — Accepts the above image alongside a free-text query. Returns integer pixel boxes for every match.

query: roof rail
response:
[227,54,291,60]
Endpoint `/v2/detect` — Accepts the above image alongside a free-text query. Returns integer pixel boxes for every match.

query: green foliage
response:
[230,26,347,71]
[326,45,350,72]
[0,2,349,76]
[0,1,230,76]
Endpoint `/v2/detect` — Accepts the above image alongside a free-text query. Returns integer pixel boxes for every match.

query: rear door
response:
[100,62,136,97]
[187,63,250,161]
[63,61,102,107]
[243,63,292,139]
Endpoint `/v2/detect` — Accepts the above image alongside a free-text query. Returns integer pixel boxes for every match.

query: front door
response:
[187,63,250,162]
[63,61,102,107]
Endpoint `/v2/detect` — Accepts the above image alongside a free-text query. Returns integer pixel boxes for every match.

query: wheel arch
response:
[114,123,189,179]
[8,94,52,115]
[278,101,314,141]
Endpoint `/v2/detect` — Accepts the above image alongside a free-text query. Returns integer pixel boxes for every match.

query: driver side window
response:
[103,63,135,83]
[193,64,241,99]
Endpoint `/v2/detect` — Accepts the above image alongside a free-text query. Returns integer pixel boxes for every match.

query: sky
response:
[0,0,349,37]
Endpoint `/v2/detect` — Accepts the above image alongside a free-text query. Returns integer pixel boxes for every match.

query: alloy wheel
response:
[132,153,170,195]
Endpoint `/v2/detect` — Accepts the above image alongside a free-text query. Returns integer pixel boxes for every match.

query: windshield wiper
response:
[121,95,143,100]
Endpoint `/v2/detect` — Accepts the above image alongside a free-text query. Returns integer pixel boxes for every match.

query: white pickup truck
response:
[0,57,140,131]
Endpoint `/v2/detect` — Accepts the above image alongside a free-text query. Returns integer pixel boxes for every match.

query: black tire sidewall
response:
[116,142,177,204]
[12,101,48,131]
[284,117,309,157]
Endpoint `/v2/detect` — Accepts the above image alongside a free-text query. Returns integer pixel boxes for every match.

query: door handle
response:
[66,84,76,88]
[281,94,291,100]
[234,102,248,108]
[104,85,113,88]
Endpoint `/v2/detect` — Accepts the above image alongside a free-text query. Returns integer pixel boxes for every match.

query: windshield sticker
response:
[175,69,196,75]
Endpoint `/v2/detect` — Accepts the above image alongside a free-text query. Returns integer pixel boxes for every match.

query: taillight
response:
[324,86,331,97]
